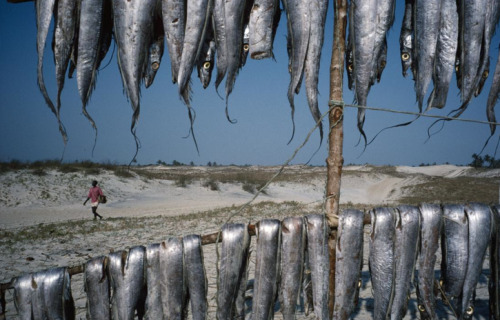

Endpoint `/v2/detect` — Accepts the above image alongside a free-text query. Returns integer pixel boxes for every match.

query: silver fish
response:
[333,209,364,320]
[145,244,162,319]
[305,214,329,319]
[369,207,396,320]
[252,219,281,320]
[475,58,490,98]
[304,0,328,145]
[162,0,185,84]
[183,235,208,320]
[160,237,187,319]
[31,267,75,320]
[85,256,111,320]
[440,204,468,311]
[223,0,247,122]
[458,203,492,319]
[374,38,387,84]
[212,0,228,90]
[302,249,314,316]
[216,223,250,319]
[279,217,305,319]
[282,0,310,140]
[12,274,35,320]
[490,205,500,319]
[77,0,110,132]
[452,0,487,117]
[144,3,165,89]
[350,0,377,145]
[399,0,414,78]
[35,0,58,136]
[240,24,250,68]
[371,0,395,85]
[112,0,156,138]
[197,21,216,89]
[109,247,147,320]
[52,0,77,144]
[413,0,441,113]
[248,0,279,60]
[426,0,458,111]
[390,205,420,319]
[416,203,442,320]
[177,0,213,102]
[486,45,500,137]
[346,33,354,90]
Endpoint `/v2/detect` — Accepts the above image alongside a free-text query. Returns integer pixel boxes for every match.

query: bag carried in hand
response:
[98,195,107,204]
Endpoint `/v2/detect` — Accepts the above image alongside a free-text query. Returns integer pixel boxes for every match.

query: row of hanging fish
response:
[34,0,329,151]
[335,203,500,320]
[346,0,500,146]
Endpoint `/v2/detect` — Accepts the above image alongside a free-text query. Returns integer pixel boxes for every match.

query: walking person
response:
[83,180,105,220]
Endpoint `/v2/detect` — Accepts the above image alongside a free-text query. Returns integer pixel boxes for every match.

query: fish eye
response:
[455,65,460,72]
[348,64,353,72]
[483,70,489,78]
[152,62,160,71]
[357,280,362,288]
[418,305,426,312]
[380,60,386,68]
[439,280,443,286]
[243,44,249,51]
[466,307,474,315]
[401,53,410,61]
[203,62,211,69]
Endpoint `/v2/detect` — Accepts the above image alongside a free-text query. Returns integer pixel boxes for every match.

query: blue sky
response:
[0,0,499,166]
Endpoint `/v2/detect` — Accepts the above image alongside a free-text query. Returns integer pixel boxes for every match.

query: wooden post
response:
[326,0,347,316]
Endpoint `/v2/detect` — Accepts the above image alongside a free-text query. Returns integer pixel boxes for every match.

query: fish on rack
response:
[369,207,396,320]
[399,0,414,78]
[160,237,188,319]
[197,21,216,89]
[109,247,147,320]
[12,274,35,319]
[305,214,330,319]
[458,203,492,319]
[333,209,364,320]
[248,0,280,60]
[370,0,395,85]
[390,205,420,319]
[374,38,388,83]
[491,205,500,320]
[145,243,163,318]
[252,219,281,319]
[426,0,458,111]
[85,256,111,320]
[183,235,208,320]
[416,204,442,320]
[440,205,468,312]
[162,0,185,84]
[216,223,250,319]
[144,2,165,89]
[279,217,306,319]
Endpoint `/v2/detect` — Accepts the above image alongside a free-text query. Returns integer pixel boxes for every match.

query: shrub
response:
[203,179,219,191]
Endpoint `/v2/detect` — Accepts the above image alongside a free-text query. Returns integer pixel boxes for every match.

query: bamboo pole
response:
[326,0,347,315]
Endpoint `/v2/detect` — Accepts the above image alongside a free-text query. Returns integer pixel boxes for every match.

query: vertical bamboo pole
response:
[326,0,347,315]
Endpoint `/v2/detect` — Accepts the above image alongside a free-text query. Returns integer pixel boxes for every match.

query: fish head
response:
[240,25,250,68]
[346,47,354,90]
[400,34,413,77]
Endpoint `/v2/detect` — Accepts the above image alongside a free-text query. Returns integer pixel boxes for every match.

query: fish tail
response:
[129,109,141,167]
[286,88,296,145]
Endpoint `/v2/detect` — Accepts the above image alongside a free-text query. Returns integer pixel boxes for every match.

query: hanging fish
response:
[216,224,250,320]
[490,205,500,320]
[144,2,165,89]
[183,235,208,320]
[52,0,78,144]
[303,0,328,145]
[279,217,306,319]
[346,33,354,90]
[160,237,188,319]
[413,0,441,113]
[77,0,112,134]
[399,0,414,78]
[486,44,500,139]
[416,204,442,320]
[333,209,364,320]
[369,207,396,320]
[213,0,228,90]
[370,0,395,85]
[145,244,163,319]
[390,205,420,319]
[248,0,279,60]
[426,0,458,111]
[440,205,468,312]
[252,219,281,320]
[374,38,387,83]
[240,24,251,68]
[458,203,492,319]
[162,0,185,84]
[109,247,147,320]
[12,274,35,320]
[197,21,216,89]
[302,249,314,316]
[67,1,80,81]
[305,214,329,319]
[85,256,111,320]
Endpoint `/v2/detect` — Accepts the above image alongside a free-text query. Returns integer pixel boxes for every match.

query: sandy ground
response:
[0,164,498,319]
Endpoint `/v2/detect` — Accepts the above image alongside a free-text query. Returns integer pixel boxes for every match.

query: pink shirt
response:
[88,186,103,203]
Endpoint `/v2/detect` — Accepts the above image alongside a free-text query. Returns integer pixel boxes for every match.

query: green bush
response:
[203,179,219,191]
